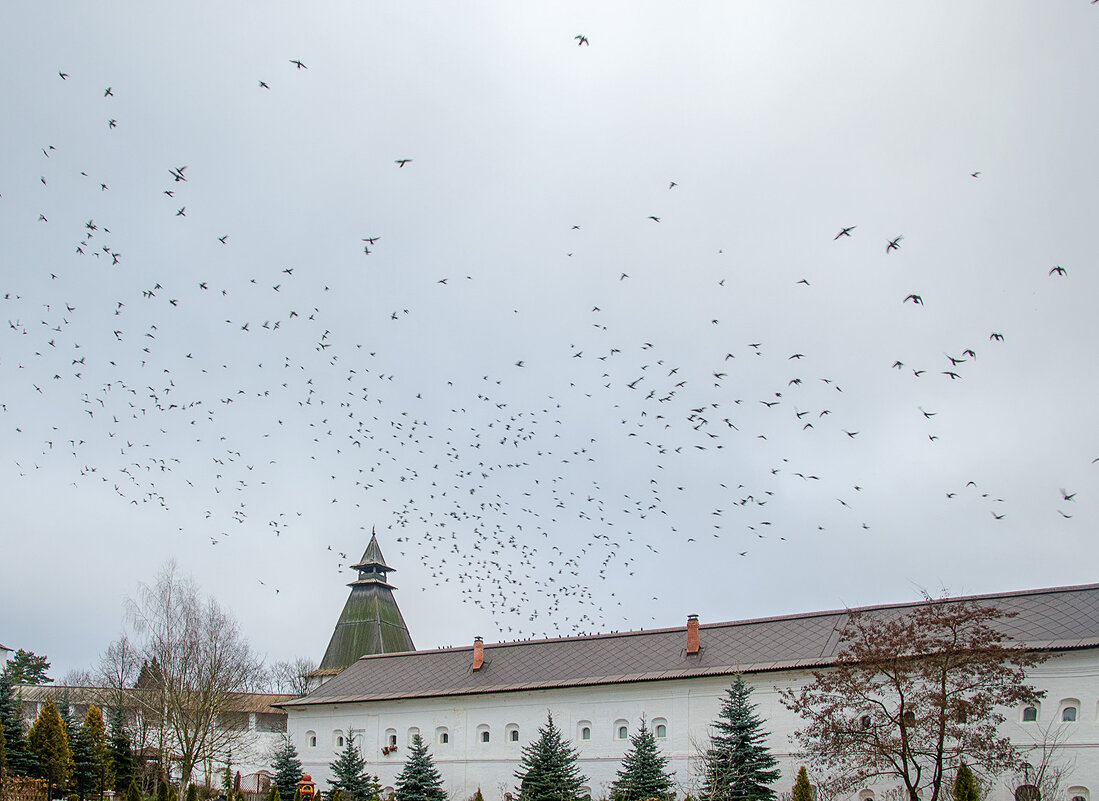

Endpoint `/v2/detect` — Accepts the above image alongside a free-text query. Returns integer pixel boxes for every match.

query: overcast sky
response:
[2,1,1098,683]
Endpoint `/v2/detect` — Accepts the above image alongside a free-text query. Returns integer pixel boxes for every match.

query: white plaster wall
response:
[288,650,1099,801]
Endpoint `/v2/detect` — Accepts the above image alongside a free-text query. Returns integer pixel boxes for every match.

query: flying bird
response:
[903,294,923,305]
[886,235,904,253]
[574,35,589,46]
[834,226,855,239]
[259,80,270,89]
[290,59,307,69]
[395,159,412,168]
[1049,265,1067,276]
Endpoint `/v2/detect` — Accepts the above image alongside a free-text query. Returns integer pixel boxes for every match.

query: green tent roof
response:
[319,533,414,671]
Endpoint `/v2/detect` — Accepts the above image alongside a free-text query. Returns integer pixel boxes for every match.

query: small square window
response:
[1062,707,1077,722]
[1022,706,1038,722]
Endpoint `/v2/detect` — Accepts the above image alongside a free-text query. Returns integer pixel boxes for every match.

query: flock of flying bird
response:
[2,38,1092,642]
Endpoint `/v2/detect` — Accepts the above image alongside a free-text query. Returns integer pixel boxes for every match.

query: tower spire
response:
[318,528,414,672]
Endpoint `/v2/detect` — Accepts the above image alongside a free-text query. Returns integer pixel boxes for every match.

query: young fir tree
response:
[222,752,234,792]
[108,706,135,793]
[157,771,171,801]
[270,735,303,801]
[269,786,281,801]
[126,779,142,801]
[1,717,7,778]
[327,731,378,801]
[83,704,113,800]
[515,713,588,801]
[952,761,980,801]
[699,675,780,801]
[28,698,74,799]
[610,719,675,801]
[187,784,199,801]
[0,667,35,776]
[393,734,446,801]
[791,767,813,801]
[71,714,99,800]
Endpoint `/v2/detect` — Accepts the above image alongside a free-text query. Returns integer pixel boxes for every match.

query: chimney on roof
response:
[686,614,700,655]
[472,636,484,670]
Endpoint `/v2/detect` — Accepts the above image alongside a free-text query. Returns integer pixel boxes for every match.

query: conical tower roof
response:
[319,530,414,671]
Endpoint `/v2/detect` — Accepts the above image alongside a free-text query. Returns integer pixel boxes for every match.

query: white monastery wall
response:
[288,649,1099,801]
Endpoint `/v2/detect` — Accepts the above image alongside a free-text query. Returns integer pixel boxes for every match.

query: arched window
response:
[615,719,629,740]
[506,723,520,743]
[333,729,345,749]
[577,720,592,741]
[306,730,317,748]
[436,727,449,745]
[1059,699,1080,723]
[1066,786,1089,801]
[652,717,668,739]
[1016,786,1041,801]
[1022,706,1039,722]
[385,728,397,747]
[858,791,876,801]
[477,724,490,743]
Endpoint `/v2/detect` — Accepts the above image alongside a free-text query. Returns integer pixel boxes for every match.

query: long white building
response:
[284,580,1099,801]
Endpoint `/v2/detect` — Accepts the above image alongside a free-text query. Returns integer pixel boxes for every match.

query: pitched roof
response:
[16,685,295,715]
[284,581,1099,707]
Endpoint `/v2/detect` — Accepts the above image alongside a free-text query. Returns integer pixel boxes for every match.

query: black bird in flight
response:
[1049,265,1067,276]
[574,35,589,46]
[59,72,68,79]
[104,87,113,97]
[886,235,903,253]
[290,59,307,69]
[108,119,117,129]
[971,171,981,178]
[834,226,855,239]
[259,80,270,89]
[903,294,923,305]
[648,216,660,222]
[990,332,1004,341]
[170,166,187,182]
[395,159,412,168]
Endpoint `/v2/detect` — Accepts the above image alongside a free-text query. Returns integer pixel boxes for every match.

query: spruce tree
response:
[393,734,446,801]
[28,698,73,799]
[0,667,35,776]
[611,719,675,801]
[108,706,135,793]
[271,735,303,801]
[187,784,199,801]
[515,712,588,801]
[71,715,98,800]
[327,731,377,801]
[83,704,112,799]
[1,717,7,778]
[127,779,142,801]
[952,761,980,801]
[699,676,780,801]
[791,767,813,801]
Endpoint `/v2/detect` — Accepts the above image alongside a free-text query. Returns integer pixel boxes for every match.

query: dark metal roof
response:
[285,581,1099,707]
[17,685,294,715]
[318,582,415,671]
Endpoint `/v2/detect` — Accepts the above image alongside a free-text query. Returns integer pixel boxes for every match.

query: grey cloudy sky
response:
[2,2,1097,682]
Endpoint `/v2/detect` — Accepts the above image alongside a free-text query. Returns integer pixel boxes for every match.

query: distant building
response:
[0,642,11,667]
[285,580,1099,801]
[17,684,294,782]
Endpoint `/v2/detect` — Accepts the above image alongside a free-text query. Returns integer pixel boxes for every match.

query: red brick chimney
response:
[686,614,700,655]
[472,636,484,670]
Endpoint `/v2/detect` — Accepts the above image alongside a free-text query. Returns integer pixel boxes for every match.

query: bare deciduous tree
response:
[1005,721,1076,801]
[780,594,1046,801]
[125,561,264,792]
[267,657,317,697]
